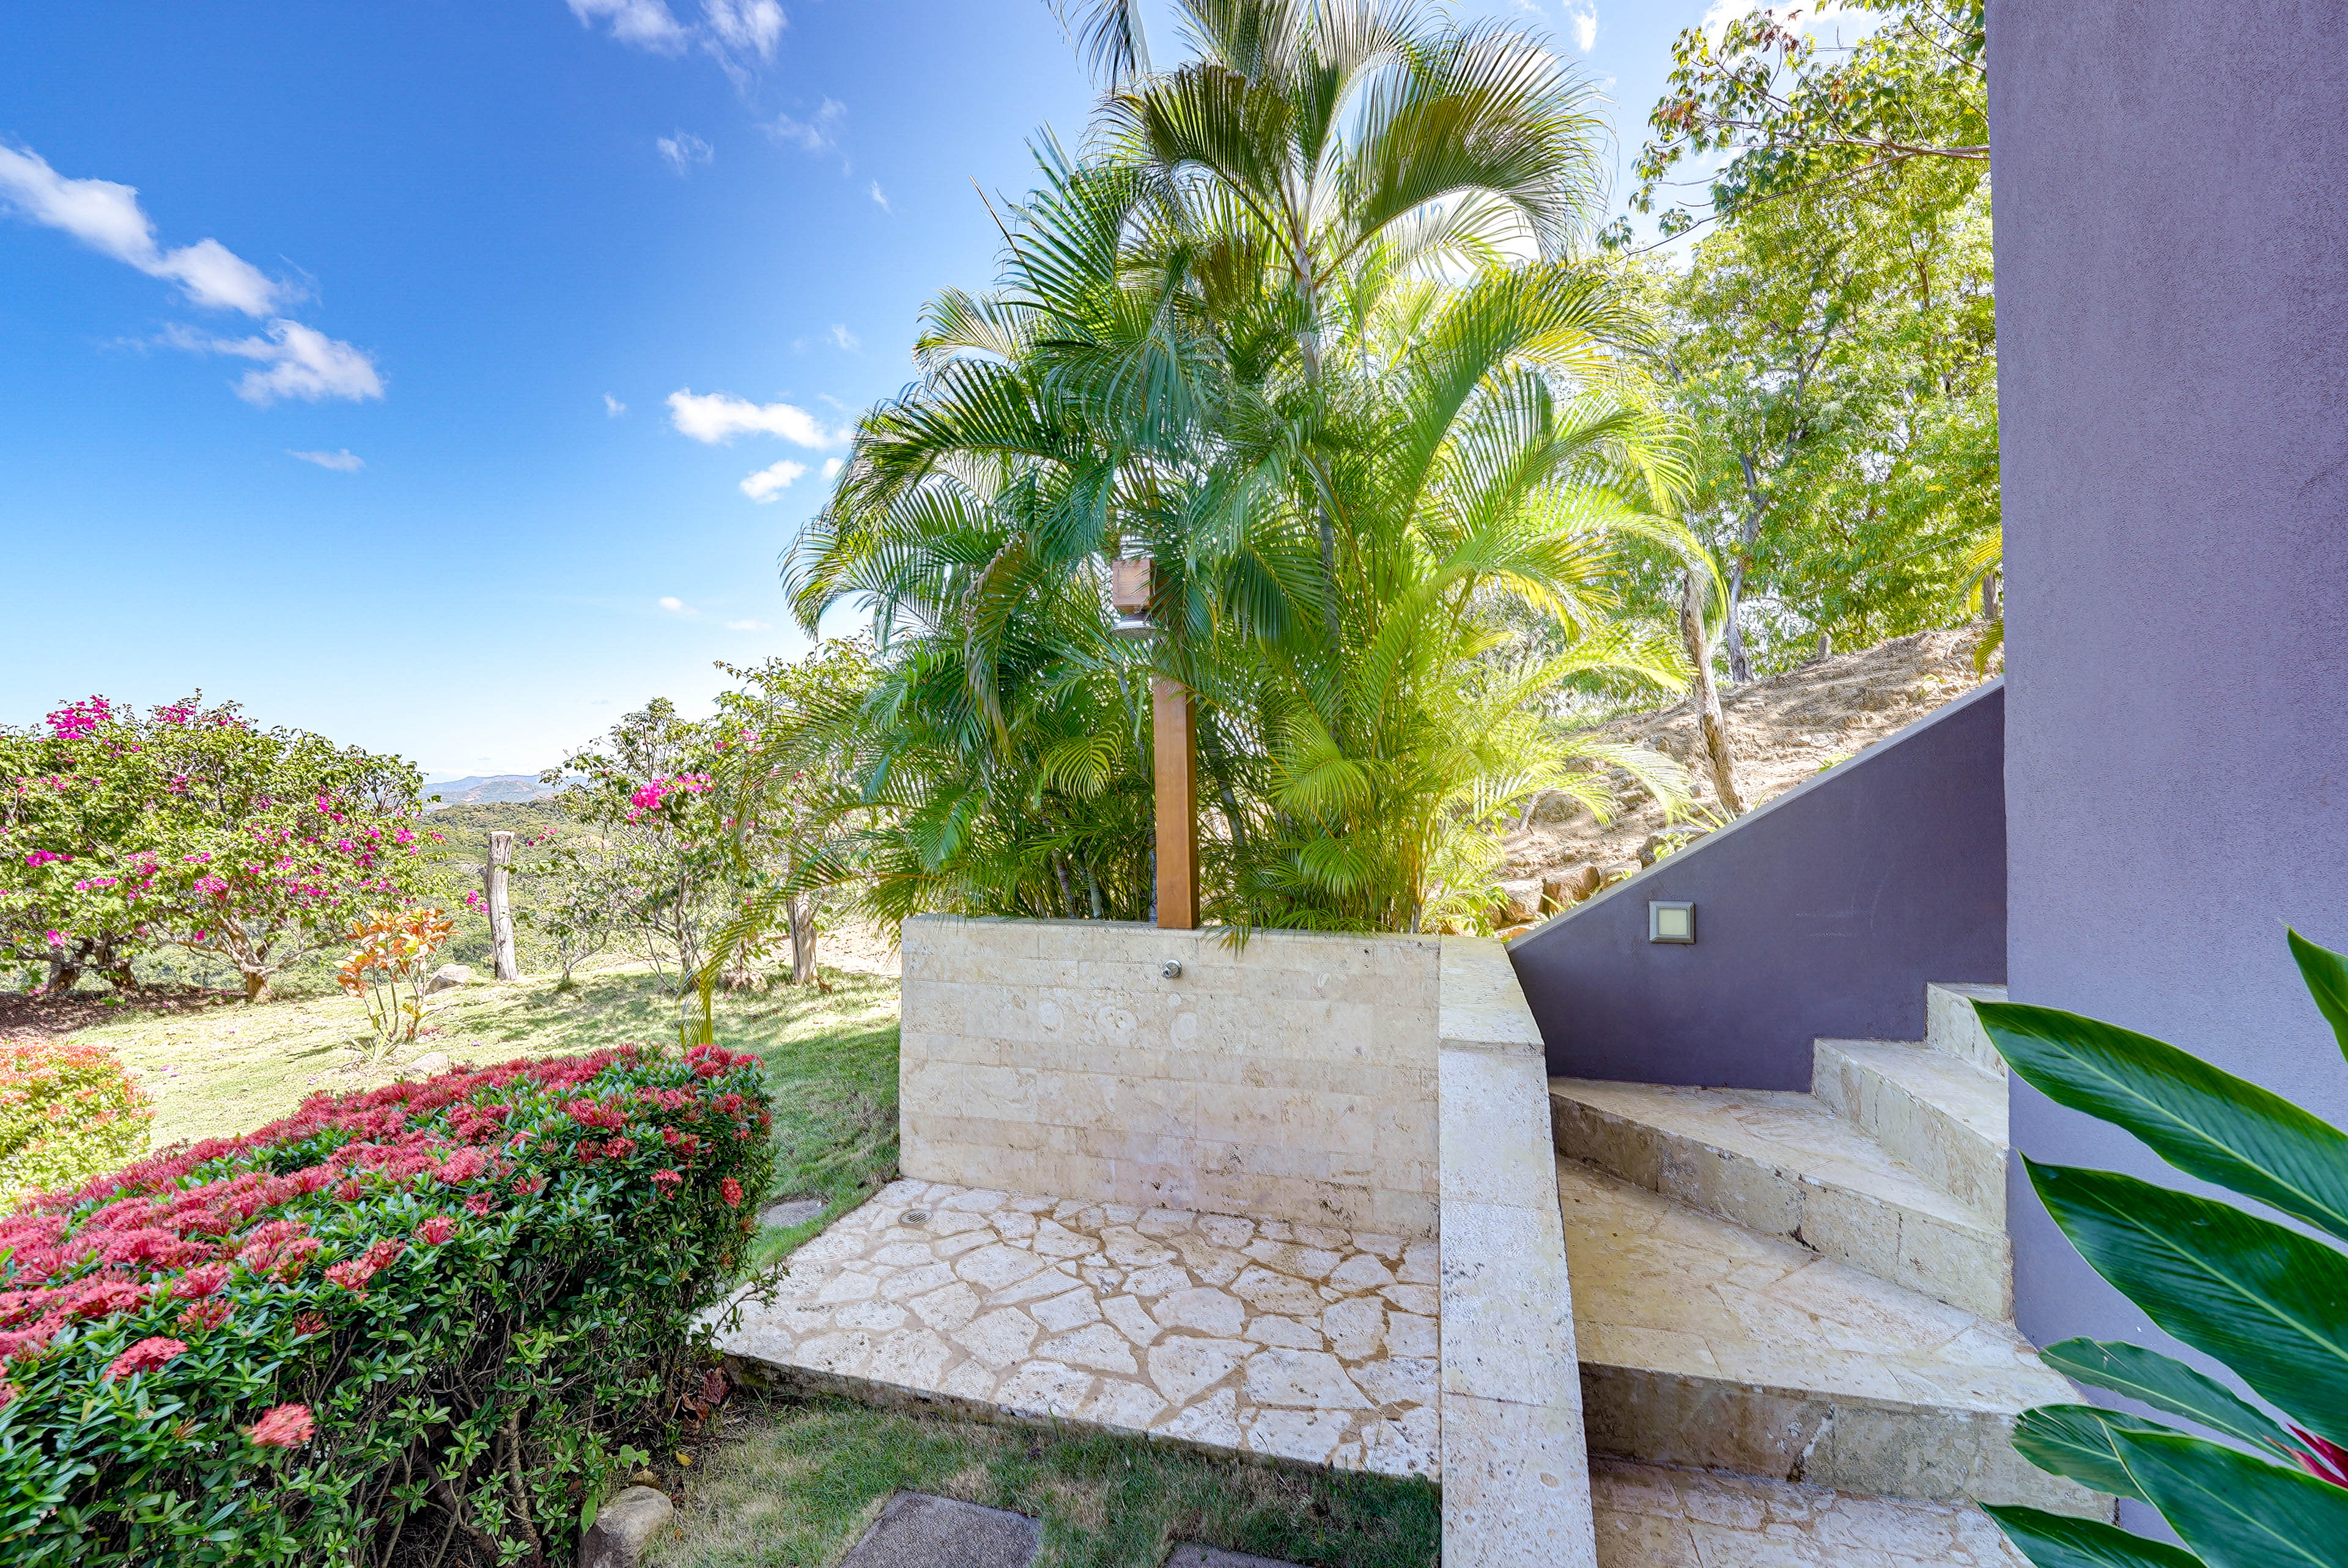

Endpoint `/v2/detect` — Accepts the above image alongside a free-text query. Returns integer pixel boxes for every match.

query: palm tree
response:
[740,0,1693,943]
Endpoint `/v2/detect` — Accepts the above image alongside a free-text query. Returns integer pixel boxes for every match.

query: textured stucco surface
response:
[1508,682,2007,1090]
[1989,0,2348,1526]
[899,917,1442,1236]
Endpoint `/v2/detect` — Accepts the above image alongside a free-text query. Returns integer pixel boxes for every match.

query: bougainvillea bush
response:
[0,1042,773,1566]
[0,1041,152,1205]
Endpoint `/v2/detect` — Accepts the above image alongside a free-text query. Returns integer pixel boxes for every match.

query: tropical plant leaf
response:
[2040,1340,2295,1457]
[2012,1403,2173,1500]
[1979,999,2348,1245]
[2025,1160,2348,1446]
[1979,1504,2204,1568]
[2115,1426,2348,1568]
[2288,929,2348,1066]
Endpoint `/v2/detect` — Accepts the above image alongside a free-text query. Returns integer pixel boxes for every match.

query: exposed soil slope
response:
[1501,626,1999,913]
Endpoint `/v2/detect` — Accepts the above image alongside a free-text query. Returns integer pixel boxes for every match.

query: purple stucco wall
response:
[1508,680,2006,1089]
[1990,0,2348,1520]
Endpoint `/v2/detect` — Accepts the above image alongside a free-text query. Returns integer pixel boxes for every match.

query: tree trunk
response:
[786,896,817,985]
[43,952,83,995]
[1981,569,2001,621]
[1680,571,1748,817]
[485,831,519,982]
[242,968,271,1003]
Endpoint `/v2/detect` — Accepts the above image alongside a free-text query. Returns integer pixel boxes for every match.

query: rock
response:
[424,965,473,995]
[1600,859,1644,885]
[407,1052,451,1075]
[580,1485,674,1568]
[1494,878,1543,923]
[838,1492,1041,1567]
[1542,865,1603,909]
[1519,789,1591,828]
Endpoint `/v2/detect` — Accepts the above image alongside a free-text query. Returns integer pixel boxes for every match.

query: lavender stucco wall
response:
[1990,0,2348,1496]
[1508,681,2006,1090]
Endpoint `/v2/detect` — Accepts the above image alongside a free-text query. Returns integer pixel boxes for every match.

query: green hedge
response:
[0,1041,773,1565]
[0,1039,152,1204]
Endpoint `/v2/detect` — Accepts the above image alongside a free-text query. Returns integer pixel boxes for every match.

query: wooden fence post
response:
[485,831,519,981]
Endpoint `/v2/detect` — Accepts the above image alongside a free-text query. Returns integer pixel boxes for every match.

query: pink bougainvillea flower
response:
[720,1178,743,1208]
[246,1403,316,1448]
[105,1336,188,1381]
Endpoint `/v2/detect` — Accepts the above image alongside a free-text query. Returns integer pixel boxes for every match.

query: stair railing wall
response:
[1508,679,2007,1089]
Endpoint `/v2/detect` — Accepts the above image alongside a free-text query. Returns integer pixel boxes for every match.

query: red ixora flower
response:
[105,1336,188,1381]
[179,1298,233,1331]
[0,1382,17,1409]
[418,1215,457,1245]
[246,1403,316,1448]
[293,1312,328,1337]
[650,1168,684,1196]
[720,1178,743,1208]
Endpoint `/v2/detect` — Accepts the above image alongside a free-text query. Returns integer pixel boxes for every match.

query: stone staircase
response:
[1548,983,2108,1564]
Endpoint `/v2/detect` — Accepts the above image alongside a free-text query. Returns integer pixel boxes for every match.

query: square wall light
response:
[1648,900,1696,944]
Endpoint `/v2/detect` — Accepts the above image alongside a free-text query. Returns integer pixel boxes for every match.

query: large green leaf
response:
[2042,1339,2294,1457]
[2014,1403,2173,1500]
[2289,930,2348,1066]
[2116,1427,2348,1568]
[2028,1161,2348,1446]
[1979,1505,2202,1568]
[1979,1000,2348,1245]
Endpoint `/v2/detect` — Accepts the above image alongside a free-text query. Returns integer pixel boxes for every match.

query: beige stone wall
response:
[899,916,1441,1235]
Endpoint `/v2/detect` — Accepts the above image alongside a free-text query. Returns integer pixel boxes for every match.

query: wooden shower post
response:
[1151,679,1199,929]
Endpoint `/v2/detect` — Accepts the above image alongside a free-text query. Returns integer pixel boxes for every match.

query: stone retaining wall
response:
[899,917,1441,1237]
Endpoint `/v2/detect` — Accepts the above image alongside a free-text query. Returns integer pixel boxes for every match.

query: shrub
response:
[0,1040,152,1204]
[1977,930,2348,1565]
[0,1040,774,1566]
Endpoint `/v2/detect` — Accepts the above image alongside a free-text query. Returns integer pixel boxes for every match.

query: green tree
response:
[0,695,443,999]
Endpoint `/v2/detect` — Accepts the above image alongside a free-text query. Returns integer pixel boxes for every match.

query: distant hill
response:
[423,774,559,809]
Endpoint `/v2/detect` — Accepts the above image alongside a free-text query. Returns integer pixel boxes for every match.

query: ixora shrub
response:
[1976,930,2348,1567]
[0,1041,152,1205]
[0,1041,773,1566]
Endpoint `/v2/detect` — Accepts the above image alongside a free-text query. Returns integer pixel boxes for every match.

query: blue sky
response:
[0,0,1718,779]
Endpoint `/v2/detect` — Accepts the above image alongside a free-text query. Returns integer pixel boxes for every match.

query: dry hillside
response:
[1497,625,1999,924]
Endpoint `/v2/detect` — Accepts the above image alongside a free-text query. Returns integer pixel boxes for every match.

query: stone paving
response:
[716,1178,1441,1478]
[1589,1459,2029,1566]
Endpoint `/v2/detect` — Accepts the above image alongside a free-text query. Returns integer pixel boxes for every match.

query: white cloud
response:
[868,180,891,212]
[604,392,627,416]
[288,448,364,471]
[1567,3,1597,51]
[657,131,714,175]
[658,595,699,616]
[821,457,843,480]
[769,98,845,153]
[739,459,807,502]
[565,0,690,53]
[164,320,383,405]
[701,0,784,59]
[723,617,770,630]
[0,142,287,315]
[666,388,834,446]
[827,323,859,352]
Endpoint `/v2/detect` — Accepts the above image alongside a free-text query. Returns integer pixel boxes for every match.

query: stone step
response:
[1558,1158,2102,1518]
[1927,981,2009,1073]
[1590,1458,2032,1566]
[1812,1039,2008,1219]
[1548,1078,2011,1319]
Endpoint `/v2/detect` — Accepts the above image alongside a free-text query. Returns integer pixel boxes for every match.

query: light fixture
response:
[1648,900,1696,944]
[1109,555,1157,640]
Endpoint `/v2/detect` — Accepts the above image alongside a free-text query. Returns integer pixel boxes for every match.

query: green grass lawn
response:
[654,1397,1440,1568]
[46,966,1438,1568]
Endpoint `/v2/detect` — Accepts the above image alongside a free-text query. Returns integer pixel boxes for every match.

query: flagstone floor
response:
[715,1179,1442,1479]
